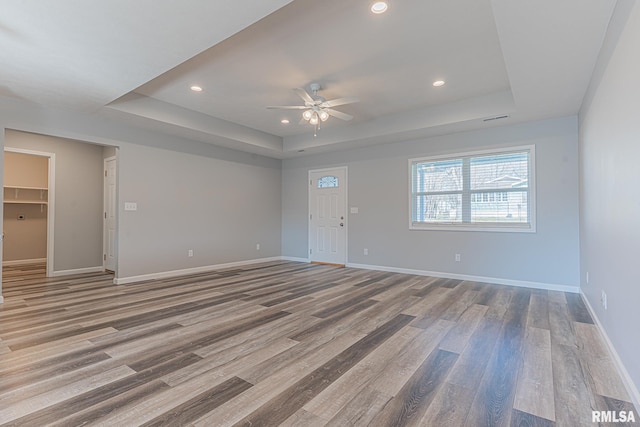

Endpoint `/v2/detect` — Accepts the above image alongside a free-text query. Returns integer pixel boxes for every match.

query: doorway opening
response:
[2,148,55,277]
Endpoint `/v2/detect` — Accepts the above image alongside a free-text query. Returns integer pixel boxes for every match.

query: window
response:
[317,175,339,188]
[410,145,535,232]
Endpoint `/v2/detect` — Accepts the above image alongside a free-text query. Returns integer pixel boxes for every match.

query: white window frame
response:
[408,145,536,233]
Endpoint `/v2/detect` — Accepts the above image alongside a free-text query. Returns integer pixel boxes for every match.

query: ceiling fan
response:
[267,83,359,136]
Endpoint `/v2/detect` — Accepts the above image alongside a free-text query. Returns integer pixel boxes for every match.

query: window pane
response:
[318,176,338,188]
[471,191,528,223]
[413,194,462,222]
[410,147,533,231]
[470,152,528,190]
[413,159,463,193]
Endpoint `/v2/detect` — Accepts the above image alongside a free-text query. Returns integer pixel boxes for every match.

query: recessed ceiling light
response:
[281,119,290,124]
[370,1,388,14]
[190,85,203,92]
[433,80,445,87]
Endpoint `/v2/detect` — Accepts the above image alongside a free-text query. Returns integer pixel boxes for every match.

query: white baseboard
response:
[280,256,310,263]
[114,257,283,285]
[110,255,577,292]
[580,290,640,410]
[0,295,4,304]
[346,262,580,293]
[2,258,46,266]
[52,266,104,277]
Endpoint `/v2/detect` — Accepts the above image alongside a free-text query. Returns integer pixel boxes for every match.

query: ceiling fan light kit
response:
[266,82,359,136]
[302,110,313,121]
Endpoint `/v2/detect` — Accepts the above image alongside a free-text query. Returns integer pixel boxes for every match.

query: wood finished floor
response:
[0,261,637,426]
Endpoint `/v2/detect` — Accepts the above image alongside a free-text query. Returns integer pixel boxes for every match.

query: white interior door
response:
[103,157,117,272]
[309,167,347,265]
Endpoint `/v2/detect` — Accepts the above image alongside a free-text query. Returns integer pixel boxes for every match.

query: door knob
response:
[340,223,344,227]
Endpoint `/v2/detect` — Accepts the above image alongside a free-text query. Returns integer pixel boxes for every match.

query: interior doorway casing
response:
[103,156,117,272]
[3,147,56,277]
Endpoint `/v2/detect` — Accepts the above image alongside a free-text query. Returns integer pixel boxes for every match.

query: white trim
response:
[113,257,283,285]
[409,222,535,233]
[580,290,640,410]
[280,256,310,263]
[2,258,47,266]
[52,266,104,277]
[103,156,117,273]
[3,147,53,158]
[0,295,4,304]
[346,262,579,293]
[4,147,56,277]
[408,144,536,233]
[47,153,55,278]
[107,254,576,295]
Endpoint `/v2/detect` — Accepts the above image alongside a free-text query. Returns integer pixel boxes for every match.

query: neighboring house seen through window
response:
[409,145,535,232]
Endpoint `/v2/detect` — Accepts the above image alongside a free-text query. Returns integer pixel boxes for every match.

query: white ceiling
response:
[1,0,617,158]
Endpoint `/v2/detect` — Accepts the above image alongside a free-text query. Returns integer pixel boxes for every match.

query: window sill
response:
[410,222,536,233]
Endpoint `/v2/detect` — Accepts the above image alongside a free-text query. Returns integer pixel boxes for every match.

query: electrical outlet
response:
[256,243,260,250]
[364,248,369,255]
[601,290,607,310]
[188,249,193,257]
[455,253,461,262]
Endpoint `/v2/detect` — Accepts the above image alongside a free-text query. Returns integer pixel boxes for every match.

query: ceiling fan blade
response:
[293,88,315,104]
[321,97,359,108]
[266,105,308,110]
[325,108,353,121]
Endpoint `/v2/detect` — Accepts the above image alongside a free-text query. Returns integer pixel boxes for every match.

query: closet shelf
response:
[3,186,48,205]
[4,185,48,191]
[3,200,48,205]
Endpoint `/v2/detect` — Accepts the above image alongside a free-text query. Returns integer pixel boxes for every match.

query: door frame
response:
[103,156,117,273]
[3,147,56,277]
[308,166,348,265]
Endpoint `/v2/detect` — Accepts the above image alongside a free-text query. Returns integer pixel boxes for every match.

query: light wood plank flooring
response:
[0,261,637,426]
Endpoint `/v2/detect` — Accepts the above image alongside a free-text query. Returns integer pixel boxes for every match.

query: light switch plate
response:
[124,202,137,211]
[350,207,359,214]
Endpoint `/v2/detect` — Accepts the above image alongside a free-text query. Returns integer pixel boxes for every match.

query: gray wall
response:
[283,116,580,288]
[579,0,640,398]
[3,204,47,262]
[5,130,104,272]
[117,141,282,279]
[0,141,3,296]
[3,151,49,262]
[0,97,282,290]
